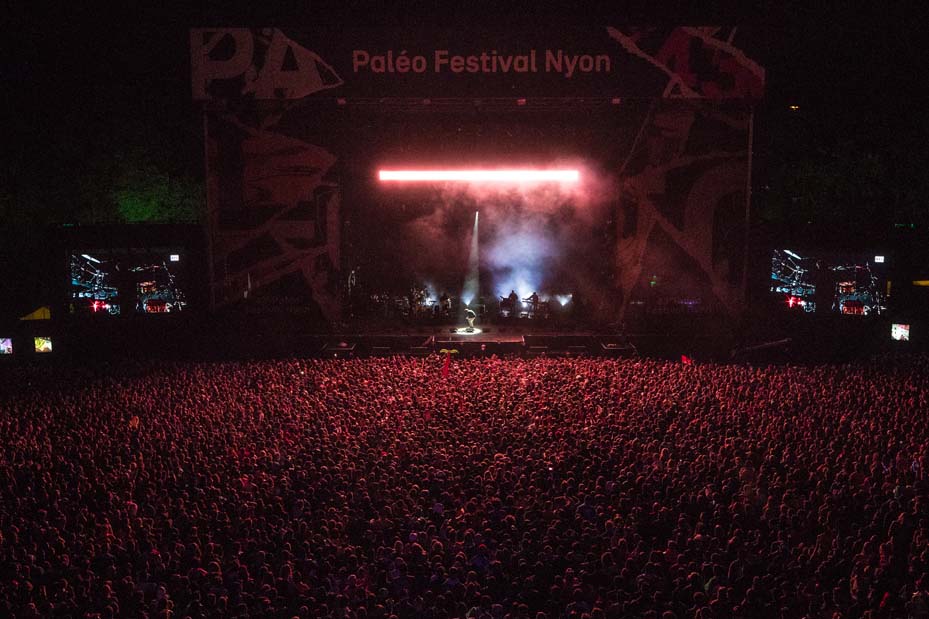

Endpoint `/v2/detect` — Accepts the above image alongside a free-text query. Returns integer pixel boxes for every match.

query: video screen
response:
[0,338,12,355]
[70,251,187,316]
[892,324,910,341]
[34,337,52,353]
[770,249,887,315]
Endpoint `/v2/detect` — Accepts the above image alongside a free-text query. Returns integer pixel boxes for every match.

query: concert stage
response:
[195,27,762,334]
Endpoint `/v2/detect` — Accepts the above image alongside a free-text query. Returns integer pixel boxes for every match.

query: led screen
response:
[34,337,53,353]
[0,338,12,355]
[770,249,887,315]
[891,324,910,341]
[70,251,187,315]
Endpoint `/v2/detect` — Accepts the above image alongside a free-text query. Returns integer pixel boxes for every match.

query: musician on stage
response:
[465,308,477,331]
[521,291,539,317]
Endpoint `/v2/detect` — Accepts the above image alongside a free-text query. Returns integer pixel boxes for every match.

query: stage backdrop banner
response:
[191,26,764,103]
[197,27,763,322]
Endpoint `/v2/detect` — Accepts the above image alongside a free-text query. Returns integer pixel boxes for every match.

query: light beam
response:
[378,169,580,183]
[461,211,480,308]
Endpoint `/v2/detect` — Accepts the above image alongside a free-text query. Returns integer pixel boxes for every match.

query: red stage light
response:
[378,169,580,183]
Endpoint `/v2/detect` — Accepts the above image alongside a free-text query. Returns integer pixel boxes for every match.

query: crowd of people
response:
[2,355,929,618]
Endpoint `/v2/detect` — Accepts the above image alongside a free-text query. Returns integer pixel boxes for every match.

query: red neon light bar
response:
[378,169,580,183]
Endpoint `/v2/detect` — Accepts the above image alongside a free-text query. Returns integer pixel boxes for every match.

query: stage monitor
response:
[34,337,53,353]
[70,250,188,316]
[891,323,910,341]
[770,249,887,315]
[0,338,12,355]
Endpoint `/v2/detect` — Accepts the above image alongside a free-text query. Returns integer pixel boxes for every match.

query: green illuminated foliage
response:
[112,166,202,223]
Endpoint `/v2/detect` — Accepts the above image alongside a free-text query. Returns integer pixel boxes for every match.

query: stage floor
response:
[330,322,598,344]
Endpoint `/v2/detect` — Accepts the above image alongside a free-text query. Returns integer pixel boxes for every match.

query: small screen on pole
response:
[891,324,910,341]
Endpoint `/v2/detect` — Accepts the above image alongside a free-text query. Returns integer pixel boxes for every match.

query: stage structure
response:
[192,26,764,324]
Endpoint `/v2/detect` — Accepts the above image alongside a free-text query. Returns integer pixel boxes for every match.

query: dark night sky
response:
[2,1,928,314]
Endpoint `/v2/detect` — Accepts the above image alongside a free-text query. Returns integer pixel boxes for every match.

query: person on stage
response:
[465,308,477,331]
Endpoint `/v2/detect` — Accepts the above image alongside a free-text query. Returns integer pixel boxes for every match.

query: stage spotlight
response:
[378,169,580,183]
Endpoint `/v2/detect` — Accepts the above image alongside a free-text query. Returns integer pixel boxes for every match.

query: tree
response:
[78,146,203,224]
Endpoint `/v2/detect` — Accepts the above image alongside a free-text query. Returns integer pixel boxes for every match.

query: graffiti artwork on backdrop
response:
[210,122,340,319]
[201,28,344,319]
[192,28,344,101]
[606,26,764,100]
[609,26,760,318]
